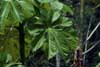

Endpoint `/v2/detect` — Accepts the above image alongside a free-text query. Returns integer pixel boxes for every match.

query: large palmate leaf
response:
[26,0,77,60]
[30,27,77,59]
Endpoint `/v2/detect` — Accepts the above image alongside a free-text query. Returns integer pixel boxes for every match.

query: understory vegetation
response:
[0,0,100,67]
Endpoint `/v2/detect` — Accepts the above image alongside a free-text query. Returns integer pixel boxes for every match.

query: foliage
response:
[0,0,34,27]
[26,0,77,59]
[0,0,78,67]
[0,28,19,61]
[0,51,24,67]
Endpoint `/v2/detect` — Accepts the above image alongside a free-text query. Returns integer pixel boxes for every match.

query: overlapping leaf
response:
[0,0,77,61]
[26,0,77,60]
[0,0,35,26]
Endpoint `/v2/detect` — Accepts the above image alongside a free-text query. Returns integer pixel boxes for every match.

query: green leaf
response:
[4,63,22,67]
[31,0,39,7]
[48,28,57,59]
[96,63,100,67]
[6,54,12,63]
[62,5,73,15]
[52,11,60,22]
[17,65,24,67]
[4,63,14,67]
[60,17,73,27]
[10,1,21,22]
[0,52,7,62]
[28,29,40,36]
[37,0,54,3]
[48,42,57,59]
[17,1,34,18]
[32,32,46,52]
[50,1,63,11]
[99,52,100,57]
[51,30,62,55]
[0,2,10,24]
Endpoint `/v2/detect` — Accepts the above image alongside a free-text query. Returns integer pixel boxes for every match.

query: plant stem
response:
[18,23,25,65]
[83,15,93,67]
[80,0,84,46]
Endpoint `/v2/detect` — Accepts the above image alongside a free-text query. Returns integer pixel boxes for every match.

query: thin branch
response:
[83,15,93,65]
[85,15,94,41]
[84,15,93,48]
[93,4,100,9]
[83,40,100,54]
[87,22,100,40]
[48,63,56,66]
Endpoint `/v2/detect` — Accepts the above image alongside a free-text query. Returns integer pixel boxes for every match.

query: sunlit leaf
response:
[10,1,21,22]
[17,1,34,18]
[48,28,57,59]
[52,11,60,22]
[0,2,10,24]
[50,1,63,11]
[37,0,54,3]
